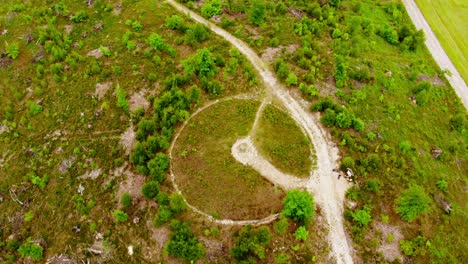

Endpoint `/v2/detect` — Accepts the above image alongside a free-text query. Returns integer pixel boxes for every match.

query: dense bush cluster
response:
[166,221,205,261]
[231,225,271,262]
[312,97,365,131]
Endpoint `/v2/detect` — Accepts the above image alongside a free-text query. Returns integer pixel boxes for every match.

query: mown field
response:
[188,0,468,262]
[415,0,468,83]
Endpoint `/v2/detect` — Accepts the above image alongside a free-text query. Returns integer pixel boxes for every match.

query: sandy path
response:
[232,136,308,190]
[402,0,468,109]
[166,1,353,263]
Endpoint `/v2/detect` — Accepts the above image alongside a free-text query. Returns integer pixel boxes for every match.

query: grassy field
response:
[415,0,468,83]
[172,99,284,220]
[253,104,313,178]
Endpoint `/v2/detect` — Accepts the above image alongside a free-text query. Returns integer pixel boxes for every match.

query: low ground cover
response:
[253,104,313,177]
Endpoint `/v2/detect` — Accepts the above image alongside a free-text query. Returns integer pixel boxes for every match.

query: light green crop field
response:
[415,0,468,83]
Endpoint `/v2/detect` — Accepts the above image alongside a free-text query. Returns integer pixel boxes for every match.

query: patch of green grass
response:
[172,99,284,220]
[415,0,468,83]
[253,104,313,177]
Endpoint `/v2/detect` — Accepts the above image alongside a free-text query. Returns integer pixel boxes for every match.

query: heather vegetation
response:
[0,0,466,263]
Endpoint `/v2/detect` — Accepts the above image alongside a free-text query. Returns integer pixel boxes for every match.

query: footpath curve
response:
[165,1,353,263]
[402,0,468,109]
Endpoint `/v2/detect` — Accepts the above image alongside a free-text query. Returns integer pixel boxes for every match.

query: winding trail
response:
[402,0,468,109]
[166,1,353,263]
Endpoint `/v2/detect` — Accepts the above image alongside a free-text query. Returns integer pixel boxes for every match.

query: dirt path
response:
[402,0,468,109]
[232,136,308,190]
[166,1,353,263]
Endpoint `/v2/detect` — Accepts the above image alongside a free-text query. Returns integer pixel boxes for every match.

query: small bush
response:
[18,239,43,261]
[399,140,413,154]
[71,11,87,23]
[286,73,298,86]
[113,210,129,223]
[166,15,185,31]
[120,193,132,207]
[435,180,448,192]
[167,221,205,261]
[396,185,432,222]
[273,216,289,234]
[364,179,380,193]
[154,205,173,226]
[232,225,271,261]
[282,189,315,225]
[28,102,43,116]
[294,226,308,241]
[341,156,355,169]
[351,206,372,227]
[201,0,222,18]
[142,181,159,199]
[114,85,129,113]
[6,42,19,59]
[169,193,187,214]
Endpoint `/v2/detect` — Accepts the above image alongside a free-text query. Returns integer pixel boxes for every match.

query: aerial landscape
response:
[0,0,466,263]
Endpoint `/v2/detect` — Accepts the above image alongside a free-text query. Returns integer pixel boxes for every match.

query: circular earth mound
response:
[171,99,284,220]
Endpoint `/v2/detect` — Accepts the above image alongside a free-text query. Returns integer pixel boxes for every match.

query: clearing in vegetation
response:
[253,104,314,178]
[171,99,284,220]
[414,0,468,83]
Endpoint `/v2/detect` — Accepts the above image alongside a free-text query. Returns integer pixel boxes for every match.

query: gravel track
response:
[166,1,353,263]
[402,0,468,109]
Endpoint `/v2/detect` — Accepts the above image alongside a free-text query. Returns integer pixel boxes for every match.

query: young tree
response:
[249,0,266,26]
[396,185,432,222]
[282,189,315,225]
[142,181,160,199]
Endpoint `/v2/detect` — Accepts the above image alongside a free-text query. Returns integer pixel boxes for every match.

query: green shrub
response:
[341,156,355,169]
[147,33,166,51]
[113,210,129,223]
[201,0,222,18]
[273,216,289,234]
[167,221,205,261]
[6,42,19,59]
[18,239,43,261]
[286,73,298,86]
[351,206,372,227]
[166,15,185,31]
[435,180,448,192]
[232,225,271,261]
[364,179,380,193]
[396,185,432,222]
[120,193,132,207]
[28,102,43,116]
[294,226,308,241]
[156,192,170,205]
[154,205,173,226]
[142,181,159,199]
[399,140,413,154]
[249,0,266,26]
[282,189,315,225]
[169,193,187,214]
[114,85,129,113]
[71,11,87,23]
[29,174,48,189]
